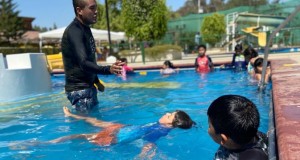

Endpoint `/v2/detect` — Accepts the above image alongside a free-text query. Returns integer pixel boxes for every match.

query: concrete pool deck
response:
[271,57,300,160]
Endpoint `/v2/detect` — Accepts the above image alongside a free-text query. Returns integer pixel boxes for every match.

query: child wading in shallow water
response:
[160,60,178,75]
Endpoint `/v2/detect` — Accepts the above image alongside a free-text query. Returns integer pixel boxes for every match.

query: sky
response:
[13,0,185,29]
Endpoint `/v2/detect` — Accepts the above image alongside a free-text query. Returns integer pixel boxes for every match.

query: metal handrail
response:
[259,5,300,90]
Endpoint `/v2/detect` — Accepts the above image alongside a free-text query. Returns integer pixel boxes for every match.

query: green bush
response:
[0,47,61,56]
[119,49,136,57]
[145,44,182,60]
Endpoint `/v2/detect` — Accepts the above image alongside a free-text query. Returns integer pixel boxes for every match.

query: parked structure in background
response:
[165,0,300,53]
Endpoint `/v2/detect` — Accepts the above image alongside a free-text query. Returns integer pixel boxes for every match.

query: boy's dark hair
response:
[207,95,260,145]
[244,46,258,57]
[73,0,86,16]
[163,60,175,69]
[172,110,195,129]
[244,46,258,63]
[197,44,206,50]
[234,44,243,52]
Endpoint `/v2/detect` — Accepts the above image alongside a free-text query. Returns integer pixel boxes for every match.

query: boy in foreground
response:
[207,95,268,160]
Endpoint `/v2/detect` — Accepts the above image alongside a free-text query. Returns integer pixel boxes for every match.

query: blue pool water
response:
[0,69,271,160]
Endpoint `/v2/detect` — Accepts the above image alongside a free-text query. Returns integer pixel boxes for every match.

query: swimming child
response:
[160,60,178,75]
[253,57,271,84]
[207,95,268,160]
[50,106,195,157]
[194,44,214,73]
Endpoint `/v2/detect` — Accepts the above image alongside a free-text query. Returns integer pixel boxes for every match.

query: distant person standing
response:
[61,0,123,112]
[194,44,214,73]
[195,32,201,45]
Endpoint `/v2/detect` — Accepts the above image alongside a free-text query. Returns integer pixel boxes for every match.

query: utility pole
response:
[105,0,112,56]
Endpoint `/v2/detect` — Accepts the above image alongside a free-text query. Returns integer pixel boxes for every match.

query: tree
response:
[201,13,226,47]
[207,0,226,12]
[225,0,268,9]
[176,0,208,16]
[93,0,123,31]
[121,0,168,41]
[0,0,24,44]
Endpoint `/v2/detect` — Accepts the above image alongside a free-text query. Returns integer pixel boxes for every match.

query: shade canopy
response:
[38,27,126,52]
[39,27,125,41]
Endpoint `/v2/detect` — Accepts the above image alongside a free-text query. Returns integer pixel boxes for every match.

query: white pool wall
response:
[0,53,51,101]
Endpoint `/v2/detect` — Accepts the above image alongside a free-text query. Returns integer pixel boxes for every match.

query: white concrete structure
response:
[0,53,51,101]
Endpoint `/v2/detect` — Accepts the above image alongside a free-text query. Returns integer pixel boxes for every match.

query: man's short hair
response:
[73,0,87,15]
[207,95,260,145]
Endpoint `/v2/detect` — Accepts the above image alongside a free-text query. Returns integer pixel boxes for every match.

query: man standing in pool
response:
[49,107,195,158]
[61,0,123,112]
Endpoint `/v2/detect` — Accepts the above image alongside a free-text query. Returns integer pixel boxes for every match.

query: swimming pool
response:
[0,69,271,160]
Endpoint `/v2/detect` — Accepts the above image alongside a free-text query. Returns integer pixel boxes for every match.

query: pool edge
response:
[271,58,300,160]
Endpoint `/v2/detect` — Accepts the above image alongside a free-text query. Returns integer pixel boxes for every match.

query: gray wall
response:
[0,53,51,101]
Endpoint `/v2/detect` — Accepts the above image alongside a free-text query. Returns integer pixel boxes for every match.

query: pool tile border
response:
[271,59,300,160]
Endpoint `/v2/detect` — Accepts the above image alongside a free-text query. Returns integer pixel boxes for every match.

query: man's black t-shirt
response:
[61,18,110,92]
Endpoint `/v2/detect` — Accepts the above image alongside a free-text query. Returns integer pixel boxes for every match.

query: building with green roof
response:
[164,0,300,52]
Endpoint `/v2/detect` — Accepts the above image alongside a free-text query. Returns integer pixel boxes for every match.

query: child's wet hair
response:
[254,57,264,68]
[207,95,260,145]
[163,60,175,69]
[172,110,196,129]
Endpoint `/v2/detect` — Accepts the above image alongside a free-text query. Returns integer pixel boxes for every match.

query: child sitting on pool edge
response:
[207,95,268,160]
[50,106,195,158]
